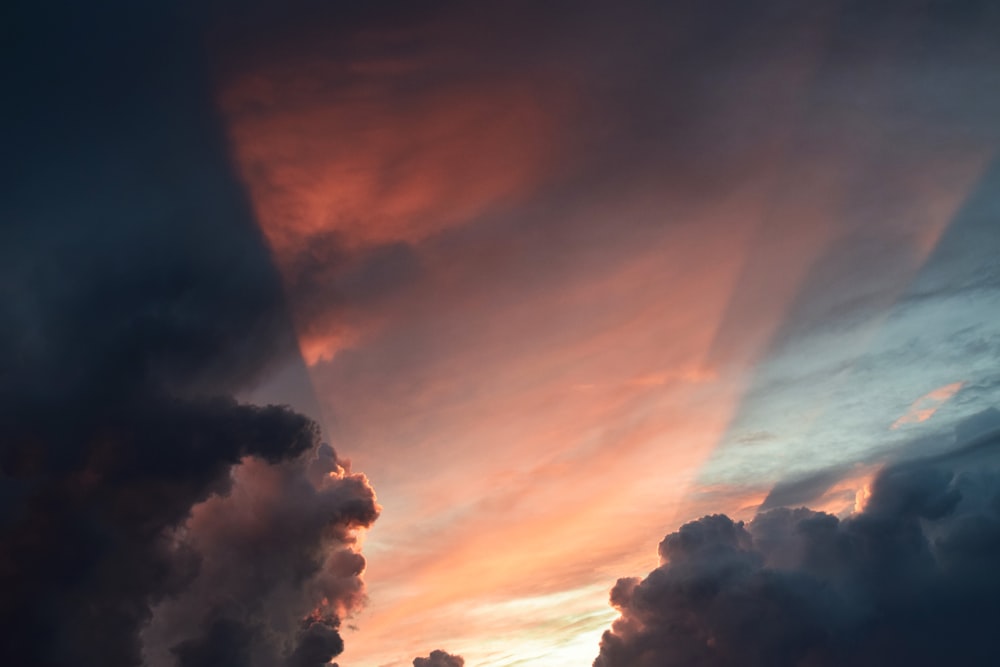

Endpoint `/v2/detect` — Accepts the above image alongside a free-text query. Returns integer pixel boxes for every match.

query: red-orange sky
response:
[221,2,1000,664]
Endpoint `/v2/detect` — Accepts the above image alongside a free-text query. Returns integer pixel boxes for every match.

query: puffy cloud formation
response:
[1,2,378,666]
[142,449,379,667]
[413,649,466,667]
[594,431,1000,667]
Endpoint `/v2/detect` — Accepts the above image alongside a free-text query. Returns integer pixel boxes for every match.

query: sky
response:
[4,2,1000,667]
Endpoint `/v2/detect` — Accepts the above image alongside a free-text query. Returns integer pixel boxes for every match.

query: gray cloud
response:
[595,429,1000,667]
[413,650,465,667]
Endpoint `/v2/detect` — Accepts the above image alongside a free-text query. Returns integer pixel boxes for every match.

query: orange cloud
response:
[216,35,570,366]
[891,381,965,430]
[223,78,559,252]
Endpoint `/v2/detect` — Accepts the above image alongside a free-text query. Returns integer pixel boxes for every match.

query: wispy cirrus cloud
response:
[892,381,966,430]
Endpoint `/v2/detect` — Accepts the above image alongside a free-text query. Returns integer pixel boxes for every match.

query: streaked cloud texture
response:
[6,1,1000,666]
[217,2,1000,664]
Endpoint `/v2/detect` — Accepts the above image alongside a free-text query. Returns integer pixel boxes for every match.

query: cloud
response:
[594,429,1000,667]
[758,465,850,512]
[413,649,465,667]
[142,449,379,667]
[1,3,378,666]
[891,381,965,430]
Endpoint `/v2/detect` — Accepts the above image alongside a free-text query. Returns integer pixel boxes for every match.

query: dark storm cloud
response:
[954,408,1000,443]
[1,2,377,666]
[413,649,466,667]
[594,429,1000,667]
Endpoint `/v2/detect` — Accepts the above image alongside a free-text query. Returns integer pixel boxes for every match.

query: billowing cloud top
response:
[594,428,1000,667]
[413,649,466,667]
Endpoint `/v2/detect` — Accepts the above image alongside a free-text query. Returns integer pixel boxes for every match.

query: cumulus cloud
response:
[413,649,466,667]
[594,429,1000,667]
[1,2,378,666]
[142,448,378,667]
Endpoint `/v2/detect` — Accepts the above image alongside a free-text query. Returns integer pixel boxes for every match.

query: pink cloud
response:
[891,381,965,430]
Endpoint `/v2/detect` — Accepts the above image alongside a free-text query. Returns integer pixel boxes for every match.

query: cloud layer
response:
[594,432,1000,666]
